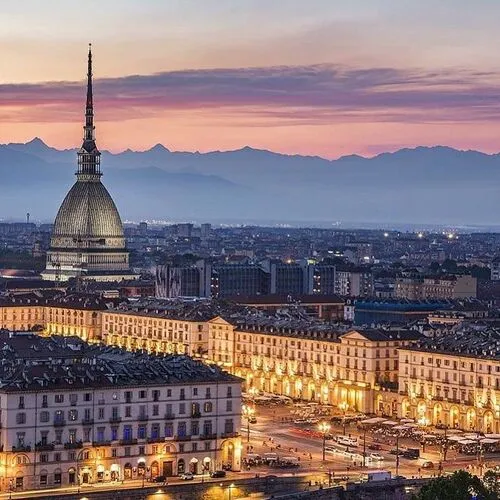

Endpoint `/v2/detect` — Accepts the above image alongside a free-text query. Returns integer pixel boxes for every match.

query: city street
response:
[240,401,500,484]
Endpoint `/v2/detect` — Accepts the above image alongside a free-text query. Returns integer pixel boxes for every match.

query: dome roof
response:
[52,179,124,243]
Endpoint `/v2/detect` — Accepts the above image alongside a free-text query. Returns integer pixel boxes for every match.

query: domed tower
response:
[42,46,135,282]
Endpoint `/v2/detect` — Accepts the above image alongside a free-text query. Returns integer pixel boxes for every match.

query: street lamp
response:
[242,405,255,444]
[248,387,258,407]
[338,401,348,435]
[318,421,331,462]
[137,457,146,489]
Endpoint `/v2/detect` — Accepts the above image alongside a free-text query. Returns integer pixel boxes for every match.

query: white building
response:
[0,332,242,492]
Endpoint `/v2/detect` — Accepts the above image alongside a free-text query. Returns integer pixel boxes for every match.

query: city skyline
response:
[2,1,500,158]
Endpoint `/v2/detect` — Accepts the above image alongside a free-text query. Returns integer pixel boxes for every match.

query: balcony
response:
[137,415,149,422]
[200,433,216,440]
[191,412,201,419]
[82,418,94,425]
[164,414,176,420]
[53,420,66,427]
[64,441,83,450]
[175,435,191,442]
[12,445,31,452]
[221,432,239,439]
[146,436,165,444]
[35,443,54,452]
[92,441,111,447]
[119,438,138,445]
[109,417,122,424]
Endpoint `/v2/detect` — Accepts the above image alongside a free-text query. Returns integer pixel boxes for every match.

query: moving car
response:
[369,453,384,461]
[368,443,382,451]
[180,473,194,480]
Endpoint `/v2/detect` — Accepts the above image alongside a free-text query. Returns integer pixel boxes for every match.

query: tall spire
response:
[86,43,93,115]
[77,43,101,178]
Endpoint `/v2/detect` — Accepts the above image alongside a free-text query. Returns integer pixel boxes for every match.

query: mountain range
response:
[1,138,500,226]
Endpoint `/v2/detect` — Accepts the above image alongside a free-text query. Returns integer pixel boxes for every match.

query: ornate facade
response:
[42,46,135,282]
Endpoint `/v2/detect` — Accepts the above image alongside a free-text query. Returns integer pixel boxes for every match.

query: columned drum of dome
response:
[42,46,136,282]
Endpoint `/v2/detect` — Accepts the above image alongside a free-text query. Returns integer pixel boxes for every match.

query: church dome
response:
[51,179,125,249]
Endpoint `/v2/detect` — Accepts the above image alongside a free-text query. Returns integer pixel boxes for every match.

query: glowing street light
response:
[318,421,331,462]
[242,405,255,444]
[338,401,349,435]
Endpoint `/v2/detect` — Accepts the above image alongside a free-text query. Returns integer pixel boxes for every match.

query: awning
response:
[480,438,498,444]
[361,417,387,424]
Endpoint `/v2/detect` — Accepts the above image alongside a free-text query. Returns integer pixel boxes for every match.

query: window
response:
[165,423,173,437]
[224,419,234,434]
[191,421,199,435]
[177,422,187,437]
[227,386,232,398]
[84,393,92,402]
[139,390,147,399]
[153,404,159,416]
[125,406,131,418]
[68,429,77,443]
[55,430,63,444]
[203,402,213,413]
[40,431,49,445]
[68,409,78,421]
[138,425,146,439]
[42,395,48,408]
[180,388,185,400]
[84,428,91,442]
[123,426,133,441]
[16,413,26,425]
[40,411,50,423]
[203,421,213,436]
[139,445,145,455]
[152,390,160,402]
[124,447,131,457]
[97,428,105,442]
[69,394,78,406]
[84,408,91,421]
[167,389,172,397]
[192,442,198,452]
[18,396,25,409]
[55,394,64,404]
[179,403,186,415]
[226,400,232,412]
[179,443,185,453]
[40,474,48,485]
[111,427,118,441]
[68,451,76,461]
[54,452,61,462]
[112,449,117,458]
[40,453,49,463]
[98,408,105,420]
[205,388,211,398]
[125,391,132,403]
[204,441,211,451]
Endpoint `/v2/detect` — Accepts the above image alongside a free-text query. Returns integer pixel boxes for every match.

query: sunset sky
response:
[2,0,500,158]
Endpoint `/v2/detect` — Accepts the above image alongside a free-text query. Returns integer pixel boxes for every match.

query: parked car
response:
[370,453,384,461]
[153,475,166,483]
[422,461,434,469]
[180,473,194,480]
[210,471,226,478]
[368,443,382,450]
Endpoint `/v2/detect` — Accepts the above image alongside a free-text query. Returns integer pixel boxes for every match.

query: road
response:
[241,403,497,483]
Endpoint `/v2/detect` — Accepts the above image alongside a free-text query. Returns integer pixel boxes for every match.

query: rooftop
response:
[0,331,239,392]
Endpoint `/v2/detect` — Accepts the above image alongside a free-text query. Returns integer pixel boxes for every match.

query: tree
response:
[416,470,497,500]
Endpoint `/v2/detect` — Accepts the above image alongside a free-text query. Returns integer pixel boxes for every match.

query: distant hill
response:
[1,139,500,225]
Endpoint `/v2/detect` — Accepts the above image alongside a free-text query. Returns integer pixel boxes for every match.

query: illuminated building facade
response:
[1,294,499,433]
[42,47,135,282]
[0,333,241,492]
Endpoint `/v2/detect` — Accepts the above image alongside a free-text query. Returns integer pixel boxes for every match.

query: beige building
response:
[0,333,242,493]
[395,274,477,300]
[397,336,500,434]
